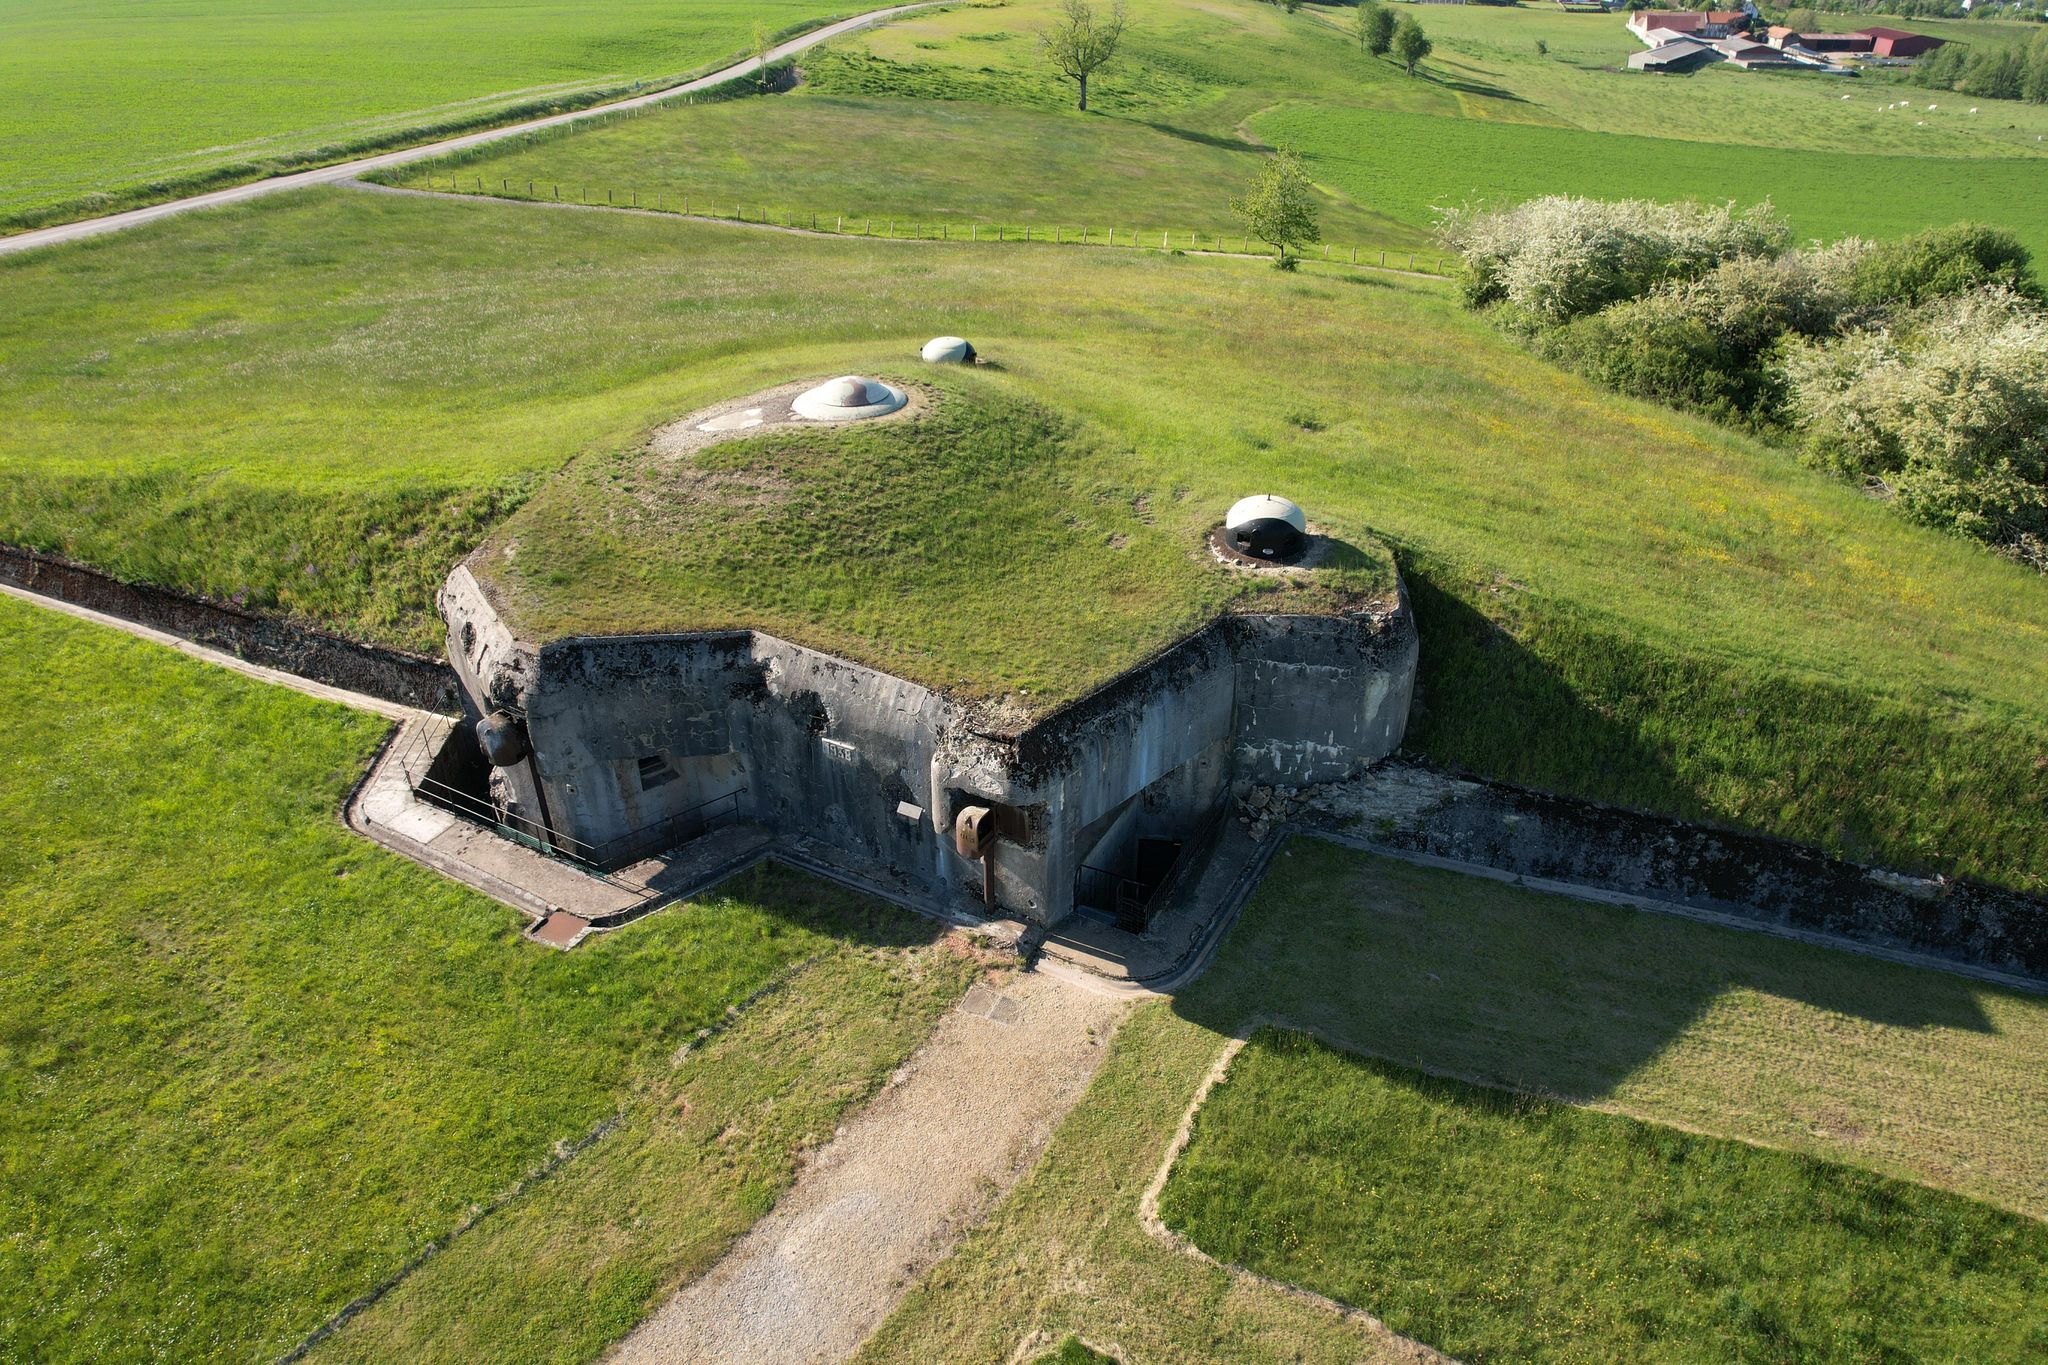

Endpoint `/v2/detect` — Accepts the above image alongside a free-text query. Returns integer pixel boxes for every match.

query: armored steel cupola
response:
[1224,494,1307,563]
[792,375,908,421]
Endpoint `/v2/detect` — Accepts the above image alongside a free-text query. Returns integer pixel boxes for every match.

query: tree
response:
[1232,148,1322,268]
[753,21,775,89]
[1392,15,1432,75]
[1041,0,1129,112]
[1360,2,1396,56]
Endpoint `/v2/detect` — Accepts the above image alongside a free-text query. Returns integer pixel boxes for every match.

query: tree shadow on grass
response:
[1416,64,1532,104]
[1134,118,1266,153]
[1170,558,1997,1103]
[1174,838,1997,1114]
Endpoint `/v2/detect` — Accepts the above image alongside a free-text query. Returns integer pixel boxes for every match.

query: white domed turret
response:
[921,336,976,364]
[793,375,909,421]
[1223,494,1308,562]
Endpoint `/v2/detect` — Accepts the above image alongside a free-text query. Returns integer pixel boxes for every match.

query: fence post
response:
[1379,250,1385,267]
[553,184,559,200]
[528,180,533,196]
[1408,253,1415,269]
[1351,245,1357,264]
[837,215,843,232]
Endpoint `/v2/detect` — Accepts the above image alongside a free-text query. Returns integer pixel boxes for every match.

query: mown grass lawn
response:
[855,842,2048,1364]
[3,187,2045,888]
[800,0,2048,255]
[0,0,852,229]
[0,592,966,1363]
[1163,1030,2048,1364]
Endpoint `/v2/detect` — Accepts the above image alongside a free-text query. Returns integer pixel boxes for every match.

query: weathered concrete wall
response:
[3,542,459,711]
[1313,761,2048,984]
[439,568,1419,927]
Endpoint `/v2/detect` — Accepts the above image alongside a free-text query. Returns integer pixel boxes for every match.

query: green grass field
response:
[0,592,968,1363]
[790,0,2048,256]
[0,0,851,229]
[1304,3,2048,158]
[1255,101,2048,264]
[855,842,2048,1363]
[377,91,1428,249]
[1163,1030,2048,1363]
[3,187,2044,887]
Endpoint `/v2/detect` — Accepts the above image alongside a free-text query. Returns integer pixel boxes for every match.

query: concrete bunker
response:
[423,378,1418,934]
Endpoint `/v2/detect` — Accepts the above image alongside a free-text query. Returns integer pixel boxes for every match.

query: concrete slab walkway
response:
[607,968,1129,1365]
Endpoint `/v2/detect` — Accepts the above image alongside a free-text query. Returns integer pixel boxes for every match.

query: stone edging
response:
[1135,1021,1450,1363]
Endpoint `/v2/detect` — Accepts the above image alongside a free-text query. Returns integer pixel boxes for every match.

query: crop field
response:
[0,0,849,229]
[0,592,971,1363]
[856,843,2048,1363]
[4,186,2045,886]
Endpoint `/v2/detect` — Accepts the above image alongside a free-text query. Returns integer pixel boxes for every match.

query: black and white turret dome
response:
[1224,494,1307,562]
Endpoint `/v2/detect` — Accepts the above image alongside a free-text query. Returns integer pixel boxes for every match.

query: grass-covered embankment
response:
[373,91,1427,250]
[856,842,2048,1363]
[4,187,2044,887]
[0,592,969,1363]
[1163,1029,2048,1363]
[0,0,857,230]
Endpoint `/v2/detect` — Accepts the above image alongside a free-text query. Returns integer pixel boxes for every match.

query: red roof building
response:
[1628,9,1747,42]
[1857,26,1945,58]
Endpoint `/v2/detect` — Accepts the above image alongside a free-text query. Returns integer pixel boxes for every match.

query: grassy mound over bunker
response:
[478,371,1396,709]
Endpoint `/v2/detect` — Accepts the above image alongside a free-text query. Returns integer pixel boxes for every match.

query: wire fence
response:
[412,172,1456,275]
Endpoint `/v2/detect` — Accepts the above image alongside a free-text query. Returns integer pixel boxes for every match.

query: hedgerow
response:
[1445,200,2048,568]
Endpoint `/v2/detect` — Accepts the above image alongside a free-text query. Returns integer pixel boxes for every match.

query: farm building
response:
[1627,10,1748,42]
[1628,38,1720,71]
[1858,26,1945,58]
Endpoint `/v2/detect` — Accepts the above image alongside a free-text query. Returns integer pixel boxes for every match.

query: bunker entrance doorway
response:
[1076,836,1184,934]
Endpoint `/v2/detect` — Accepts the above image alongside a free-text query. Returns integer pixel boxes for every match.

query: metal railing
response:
[1076,803,1228,935]
[394,722,744,872]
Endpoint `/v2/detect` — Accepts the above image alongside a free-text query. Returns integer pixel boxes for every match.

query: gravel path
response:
[0,2,937,258]
[608,969,1129,1365]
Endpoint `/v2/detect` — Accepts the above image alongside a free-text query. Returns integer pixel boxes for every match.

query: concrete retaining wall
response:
[0,543,459,711]
[1327,762,2048,984]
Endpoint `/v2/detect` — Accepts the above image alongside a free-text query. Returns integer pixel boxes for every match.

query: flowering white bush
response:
[1438,196,1789,323]
[1785,287,2048,564]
